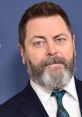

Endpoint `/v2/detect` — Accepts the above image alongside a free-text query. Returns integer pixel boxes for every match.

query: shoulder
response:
[0,82,31,117]
[75,77,82,87]
[75,77,82,96]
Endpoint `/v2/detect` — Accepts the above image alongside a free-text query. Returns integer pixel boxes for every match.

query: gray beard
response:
[37,68,72,91]
[26,55,75,91]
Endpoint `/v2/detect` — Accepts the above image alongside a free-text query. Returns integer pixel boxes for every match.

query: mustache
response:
[41,56,67,67]
[28,55,74,74]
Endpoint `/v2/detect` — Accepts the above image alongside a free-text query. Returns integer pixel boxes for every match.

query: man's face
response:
[19,15,76,91]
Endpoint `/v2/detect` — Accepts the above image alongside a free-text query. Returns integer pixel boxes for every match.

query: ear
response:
[18,44,26,64]
[73,34,76,57]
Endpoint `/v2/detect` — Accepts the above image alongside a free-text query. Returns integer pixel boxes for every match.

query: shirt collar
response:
[30,76,78,106]
[64,76,78,101]
[30,80,51,106]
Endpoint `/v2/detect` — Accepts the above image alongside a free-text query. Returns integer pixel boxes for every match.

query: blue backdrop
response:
[0,0,82,104]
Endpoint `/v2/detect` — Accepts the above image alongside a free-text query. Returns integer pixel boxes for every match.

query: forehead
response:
[25,15,71,38]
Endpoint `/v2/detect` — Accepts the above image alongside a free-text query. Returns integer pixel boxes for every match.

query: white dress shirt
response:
[30,77,81,117]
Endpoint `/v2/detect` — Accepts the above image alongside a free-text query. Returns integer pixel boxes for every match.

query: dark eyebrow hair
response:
[31,36,46,39]
[53,33,67,39]
[30,36,46,43]
[30,33,68,42]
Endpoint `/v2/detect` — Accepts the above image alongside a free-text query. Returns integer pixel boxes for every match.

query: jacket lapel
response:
[18,81,49,117]
[75,78,82,115]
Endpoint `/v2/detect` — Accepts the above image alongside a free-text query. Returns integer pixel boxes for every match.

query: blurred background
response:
[0,0,82,104]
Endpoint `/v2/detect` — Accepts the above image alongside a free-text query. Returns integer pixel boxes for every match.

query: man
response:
[0,1,82,117]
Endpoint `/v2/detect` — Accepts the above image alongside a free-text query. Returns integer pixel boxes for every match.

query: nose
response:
[47,41,58,56]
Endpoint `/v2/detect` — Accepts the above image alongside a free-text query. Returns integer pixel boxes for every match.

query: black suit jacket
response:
[0,78,82,117]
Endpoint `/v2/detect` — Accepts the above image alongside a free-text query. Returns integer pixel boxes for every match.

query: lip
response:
[46,64,63,68]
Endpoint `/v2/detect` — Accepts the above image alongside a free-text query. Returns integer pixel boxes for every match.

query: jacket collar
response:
[75,78,82,115]
[18,81,48,117]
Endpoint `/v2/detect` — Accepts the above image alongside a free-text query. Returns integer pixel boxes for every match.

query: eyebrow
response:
[31,36,46,40]
[29,36,46,43]
[30,33,67,42]
[53,33,67,39]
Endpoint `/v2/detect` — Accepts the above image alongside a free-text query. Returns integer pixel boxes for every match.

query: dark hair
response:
[19,1,73,48]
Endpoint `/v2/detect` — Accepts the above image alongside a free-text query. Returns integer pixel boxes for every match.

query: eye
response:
[32,40,45,48]
[55,38,66,44]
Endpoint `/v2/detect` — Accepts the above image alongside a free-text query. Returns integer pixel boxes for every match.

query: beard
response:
[26,55,75,91]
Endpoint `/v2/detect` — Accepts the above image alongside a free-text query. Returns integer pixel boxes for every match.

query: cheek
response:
[61,45,74,60]
[25,49,46,65]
